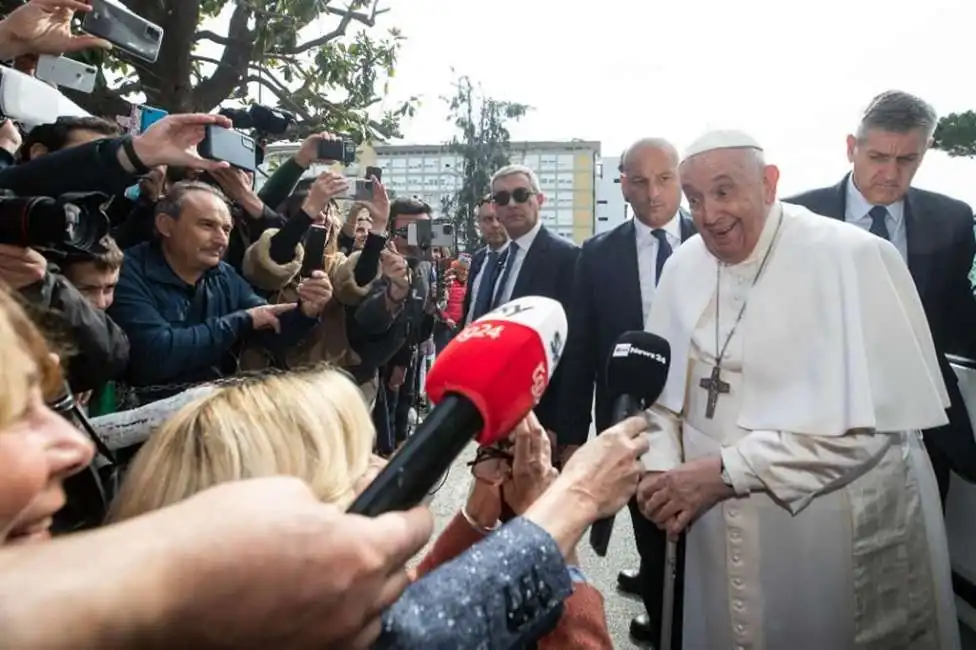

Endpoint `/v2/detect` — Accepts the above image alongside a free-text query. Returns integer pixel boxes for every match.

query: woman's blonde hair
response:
[108,366,375,522]
[0,287,62,431]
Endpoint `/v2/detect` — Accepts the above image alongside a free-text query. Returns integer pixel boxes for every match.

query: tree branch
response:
[244,75,312,122]
[190,2,254,112]
[272,0,389,56]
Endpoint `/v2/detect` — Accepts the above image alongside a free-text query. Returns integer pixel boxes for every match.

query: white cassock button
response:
[728,509,738,518]
[736,624,745,633]
[732,578,743,587]
[730,529,741,541]
[734,599,744,610]
[732,553,741,563]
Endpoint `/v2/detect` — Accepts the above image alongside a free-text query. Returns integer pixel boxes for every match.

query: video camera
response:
[0,190,113,256]
[219,104,297,137]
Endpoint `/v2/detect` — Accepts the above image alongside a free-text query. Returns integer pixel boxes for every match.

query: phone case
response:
[81,0,163,63]
[199,125,257,171]
[301,226,330,277]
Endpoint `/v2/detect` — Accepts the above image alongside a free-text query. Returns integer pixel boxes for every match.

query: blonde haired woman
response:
[0,287,94,544]
[110,366,615,648]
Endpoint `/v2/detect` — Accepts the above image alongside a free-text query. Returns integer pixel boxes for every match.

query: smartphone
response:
[408,220,454,248]
[365,165,382,182]
[198,125,257,172]
[81,0,164,63]
[137,105,168,133]
[317,138,357,165]
[34,55,97,93]
[343,178,373,201]
[301,225,329,277]
[0,66,60,125]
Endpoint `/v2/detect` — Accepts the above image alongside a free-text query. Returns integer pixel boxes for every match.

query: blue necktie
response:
[471,250,501,321]
[869,205,890,241]
[491,242,519,310]
[652,229,672,286]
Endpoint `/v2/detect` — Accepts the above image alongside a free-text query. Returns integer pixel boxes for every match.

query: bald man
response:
[636,130,958,650]
[556,138,695,646]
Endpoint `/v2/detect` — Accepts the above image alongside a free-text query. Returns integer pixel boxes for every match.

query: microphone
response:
[348,296,568,517]
[589,330,671,557]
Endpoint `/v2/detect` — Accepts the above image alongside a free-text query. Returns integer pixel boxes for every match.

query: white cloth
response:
[642,201,959,649]
[648,202,949,436]
[495,219,542,305]
[634,213,682,324]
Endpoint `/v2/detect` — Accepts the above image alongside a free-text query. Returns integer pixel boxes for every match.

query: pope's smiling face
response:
[680,148,779,265]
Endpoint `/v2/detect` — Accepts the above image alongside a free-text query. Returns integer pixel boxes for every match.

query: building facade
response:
[371,140,601,244]
[256,139,602,244]
[594,155,629,234]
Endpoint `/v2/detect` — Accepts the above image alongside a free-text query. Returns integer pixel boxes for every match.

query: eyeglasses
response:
[491,188,535,206]
[467,442,514,485]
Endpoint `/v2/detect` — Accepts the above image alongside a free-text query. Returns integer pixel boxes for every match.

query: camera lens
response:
[145,25,161,41]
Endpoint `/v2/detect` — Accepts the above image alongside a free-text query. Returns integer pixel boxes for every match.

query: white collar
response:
[511,218,543,252]
[634,211,682,246]
[846,174,905,225]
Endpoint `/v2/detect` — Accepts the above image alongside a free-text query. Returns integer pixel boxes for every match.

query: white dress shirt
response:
[845,175,908,262]
[464,241,510,325]
[634,213,682,325]
[494,218,543,306]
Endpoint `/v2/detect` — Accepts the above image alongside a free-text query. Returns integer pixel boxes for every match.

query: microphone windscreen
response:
[605,331,671,403]
[91,385,216,451]
[426,296,568,446]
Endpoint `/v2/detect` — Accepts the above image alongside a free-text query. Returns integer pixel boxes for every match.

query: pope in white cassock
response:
[636,129,960,650]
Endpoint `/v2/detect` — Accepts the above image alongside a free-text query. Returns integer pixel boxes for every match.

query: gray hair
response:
[857,90,938,139]
[490,164,541,193]
[619,138,678,172]
[155,180,229,219]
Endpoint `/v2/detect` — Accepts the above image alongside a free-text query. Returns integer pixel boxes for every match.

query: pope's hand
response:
[637,455,733,539]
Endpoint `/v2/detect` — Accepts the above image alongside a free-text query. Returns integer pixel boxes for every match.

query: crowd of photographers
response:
[0,2,659,649]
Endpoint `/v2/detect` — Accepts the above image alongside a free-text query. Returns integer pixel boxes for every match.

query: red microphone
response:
[348,296,568,517]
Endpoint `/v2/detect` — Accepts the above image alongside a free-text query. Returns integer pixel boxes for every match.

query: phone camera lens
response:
[145,26,161,40]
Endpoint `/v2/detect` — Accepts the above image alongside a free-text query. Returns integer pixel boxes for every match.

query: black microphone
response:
[589,331,671,557]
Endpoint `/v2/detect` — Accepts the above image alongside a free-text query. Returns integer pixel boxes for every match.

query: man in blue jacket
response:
[109,180,333,403]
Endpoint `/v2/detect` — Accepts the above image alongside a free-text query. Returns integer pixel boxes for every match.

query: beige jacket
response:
[239,228,382,370]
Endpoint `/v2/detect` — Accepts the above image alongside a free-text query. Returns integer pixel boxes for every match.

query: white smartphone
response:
[35,55,97,94]
[0,66,60,125]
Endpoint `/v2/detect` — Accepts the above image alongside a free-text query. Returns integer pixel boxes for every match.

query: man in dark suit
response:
[787,89,976,505]
[557,138,695,648]
[461,196,510,326]
[487,164,580,432]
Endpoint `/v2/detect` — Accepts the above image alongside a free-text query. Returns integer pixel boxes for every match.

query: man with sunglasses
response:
[487,164,579,434]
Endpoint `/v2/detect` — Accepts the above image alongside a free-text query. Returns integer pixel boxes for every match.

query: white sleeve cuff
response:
[720,446,762,496]
[640,406,683,472]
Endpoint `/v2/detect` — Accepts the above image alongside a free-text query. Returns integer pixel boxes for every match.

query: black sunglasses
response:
[492,187,535,207]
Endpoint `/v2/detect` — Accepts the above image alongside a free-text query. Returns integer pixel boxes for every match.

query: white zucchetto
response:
[682,129,763,162]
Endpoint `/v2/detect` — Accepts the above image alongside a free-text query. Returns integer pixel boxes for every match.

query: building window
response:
[557,195,574,207]
[391,158,406,169]
[539,154,557,168]
[556,209,574,225]
[424,158,439,171]
[557,154,574,170]
[523,154,540,169]
[557,172,574,189]
[407,157,423,170]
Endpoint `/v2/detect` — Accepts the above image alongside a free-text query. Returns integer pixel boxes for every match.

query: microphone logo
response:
[613,342,666,364]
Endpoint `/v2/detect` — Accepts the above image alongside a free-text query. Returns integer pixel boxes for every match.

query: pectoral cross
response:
[699,366,730,419]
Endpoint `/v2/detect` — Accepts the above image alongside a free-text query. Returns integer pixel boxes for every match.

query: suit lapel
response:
[511,227,548,298]
[824,175,849,221]
[612,221,644,329]
[904,190,932,293]
[462,248,486,319]
[679,208,697,241]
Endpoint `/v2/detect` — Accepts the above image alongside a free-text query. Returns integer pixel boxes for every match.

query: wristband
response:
[121,136,151,175]
[460,505,499,535]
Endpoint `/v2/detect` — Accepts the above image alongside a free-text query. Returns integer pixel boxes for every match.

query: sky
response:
[327,0,976,207]
[209,0,976,207]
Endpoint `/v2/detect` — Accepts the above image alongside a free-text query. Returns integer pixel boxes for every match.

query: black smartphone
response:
[199,125,257,172]
[365,165,382,182]
[81,0,163,63]
[317,138,357,165]
[301,226,329,277]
